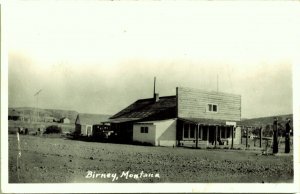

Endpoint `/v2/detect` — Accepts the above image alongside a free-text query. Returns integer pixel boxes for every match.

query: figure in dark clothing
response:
[285,119,291,153]
[273,117,279,154]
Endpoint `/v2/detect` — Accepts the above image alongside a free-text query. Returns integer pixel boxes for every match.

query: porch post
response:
[231,126,234,149]
[196,124,199,148]
[215,125,218,147]
[207,126,210,146]
[254,127,256,147]
[200,125,203,140]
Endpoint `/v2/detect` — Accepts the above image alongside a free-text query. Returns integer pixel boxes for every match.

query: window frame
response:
[207,103,219,113]
[140,126,149,134]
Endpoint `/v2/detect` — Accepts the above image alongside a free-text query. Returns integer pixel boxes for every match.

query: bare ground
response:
[9,134,293,183]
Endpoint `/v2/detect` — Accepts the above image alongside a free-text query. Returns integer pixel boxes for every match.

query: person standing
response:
[285,119,291,153]
[273,117,279,154]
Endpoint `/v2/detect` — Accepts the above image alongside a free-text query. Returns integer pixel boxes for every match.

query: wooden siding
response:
[177,87,241,121]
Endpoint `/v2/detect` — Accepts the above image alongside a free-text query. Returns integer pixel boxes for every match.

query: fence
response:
[241,123,293,154]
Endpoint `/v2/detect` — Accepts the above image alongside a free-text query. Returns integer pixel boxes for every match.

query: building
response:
[75,113,111,136]
[8,109,22,121]
[109,87,242,147]
[59,117,71,124]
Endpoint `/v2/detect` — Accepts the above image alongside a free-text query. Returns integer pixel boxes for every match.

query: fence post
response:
[246,127,248,149]
[285,119,291,153]
[273,118,279,154]
[231,126,234,149]
[259,127,262,148]
[195,124,199,149]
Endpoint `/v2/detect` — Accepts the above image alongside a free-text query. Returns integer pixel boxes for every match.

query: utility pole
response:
[153,76,156,96]
[217,74,219,92]
[34,89,42,123]
[285,119,291,153]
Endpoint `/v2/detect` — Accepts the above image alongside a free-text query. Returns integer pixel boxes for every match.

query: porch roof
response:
[178,117,236,126]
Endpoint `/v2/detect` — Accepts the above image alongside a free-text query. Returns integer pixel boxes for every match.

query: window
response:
[183,124,203,139]
[183,124,189,138]
[140,126,149,133]
[221,127,226,138]
[190,125,195,138]
[207,103,218,112]
[213,104,217,112]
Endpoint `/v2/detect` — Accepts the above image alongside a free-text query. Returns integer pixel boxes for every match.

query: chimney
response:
[153,77,159,102]
[154,93,159,102]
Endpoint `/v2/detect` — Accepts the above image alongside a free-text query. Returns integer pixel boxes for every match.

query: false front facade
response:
[109,87,241,147]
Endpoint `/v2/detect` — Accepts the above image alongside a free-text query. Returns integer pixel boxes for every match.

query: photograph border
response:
[1,1,299,193]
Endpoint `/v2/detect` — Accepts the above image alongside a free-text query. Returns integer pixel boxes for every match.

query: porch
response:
[177,118,239,148]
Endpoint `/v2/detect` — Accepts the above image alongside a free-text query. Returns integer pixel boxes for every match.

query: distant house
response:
[8,109,27,121]
[44,116,57,123]
[109,87,242,147]
[8,109,21,121]
[60,117,71,124]
[75,113,111,136]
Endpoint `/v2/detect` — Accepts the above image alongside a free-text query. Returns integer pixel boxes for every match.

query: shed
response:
[75,113,111,136]
[8,109,21,121]
[60,117,71,124]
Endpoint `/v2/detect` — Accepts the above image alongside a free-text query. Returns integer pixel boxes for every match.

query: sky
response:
[6,1,300,118]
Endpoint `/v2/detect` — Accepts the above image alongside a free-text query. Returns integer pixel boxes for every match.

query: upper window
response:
[207,103,218,112]
[140,126,149,133]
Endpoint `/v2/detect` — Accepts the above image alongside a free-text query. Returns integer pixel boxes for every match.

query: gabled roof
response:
[110,96,177,122]
[75,113,111,125]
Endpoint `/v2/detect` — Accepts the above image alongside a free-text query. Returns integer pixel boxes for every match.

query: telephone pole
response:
[34,89,42,123]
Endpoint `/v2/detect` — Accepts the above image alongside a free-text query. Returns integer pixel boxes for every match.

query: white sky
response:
[6,1,300,118]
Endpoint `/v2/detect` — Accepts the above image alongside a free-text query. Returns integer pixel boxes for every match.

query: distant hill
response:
[239,114,293,127]
[9,107,89,123]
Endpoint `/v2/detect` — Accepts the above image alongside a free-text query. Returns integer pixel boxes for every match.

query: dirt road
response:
[9,134,293,183]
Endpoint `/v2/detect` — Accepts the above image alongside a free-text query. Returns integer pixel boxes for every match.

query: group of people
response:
[273,118,292,154]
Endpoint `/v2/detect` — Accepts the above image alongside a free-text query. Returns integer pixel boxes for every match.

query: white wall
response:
[81,125,93,136]
[155,119,176,147]
[234,126,242,144]
[133,119,177,146]
[86,125,93,136]
[133,124,156,145]
[63,118,70,124]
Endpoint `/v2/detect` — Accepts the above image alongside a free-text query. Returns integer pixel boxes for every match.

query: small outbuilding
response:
[60,117,71,124]
[8,109,21,121]
[75,113,111,136]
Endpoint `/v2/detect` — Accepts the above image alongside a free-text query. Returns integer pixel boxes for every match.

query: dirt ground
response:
[9,134,293,183]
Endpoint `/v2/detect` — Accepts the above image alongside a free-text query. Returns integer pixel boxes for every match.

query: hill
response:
[9,107,79,123]
[239,114,293,127]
